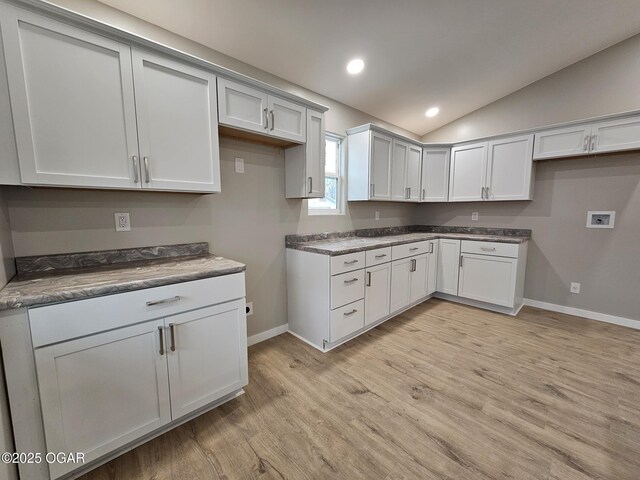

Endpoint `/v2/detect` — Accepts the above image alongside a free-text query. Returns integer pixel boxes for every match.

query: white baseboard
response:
[247,323,289,346]
[523,298,640,330]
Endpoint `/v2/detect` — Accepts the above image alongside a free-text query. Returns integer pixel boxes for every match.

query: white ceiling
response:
[98,0,640,136]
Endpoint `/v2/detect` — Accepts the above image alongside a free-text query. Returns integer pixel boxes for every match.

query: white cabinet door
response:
[217,77,268,133]
[436,239,461,295]
[486,134,534,201]
[365,262,391,325]
[406,144,422,201]
[34,320,170,479]
[132,50,220,193]
[458,253,518,307]
[268,95,306,143]
[167,300,248,419]
[391,139,409,201]
[533,124,591,160]
[591,116,640,154]
[370,131,393,200]
[426,240,438,295]
[421,147,450,202]
[409,254,428,303]
[390,258,412,313]
[449,142,487,202]
[305,110,325,197]
[0,6,140,189]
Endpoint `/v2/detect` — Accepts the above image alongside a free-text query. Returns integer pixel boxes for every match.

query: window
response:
[309,133,344,214]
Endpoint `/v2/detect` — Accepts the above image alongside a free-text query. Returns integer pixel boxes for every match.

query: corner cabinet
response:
[449,134,534,202]
[421,147,450,202]
[0,5,221,192]
[25,274,248,480]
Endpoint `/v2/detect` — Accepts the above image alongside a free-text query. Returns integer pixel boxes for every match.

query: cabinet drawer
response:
[391,241,429,260]
[29,273,246,348]
[330,269,365,309]
[330,299,365,343]
[331,251,366,275]
[461,240,519,258]
[365,247,392,266]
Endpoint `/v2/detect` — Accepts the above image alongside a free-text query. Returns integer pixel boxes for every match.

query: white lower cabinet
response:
[458,254,518,307]
[365,262,391,326]
[437,239,461,295]
[29,274,247,479]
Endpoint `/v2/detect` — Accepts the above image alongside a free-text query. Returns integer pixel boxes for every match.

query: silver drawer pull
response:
[158,326,165,356]
[480,247,496,252]
[374,254,387,258]
[343,309,358,316]
[344,259,359,265]
[344,278,359,284]
[146,295,181,306]
[409,247,419,251]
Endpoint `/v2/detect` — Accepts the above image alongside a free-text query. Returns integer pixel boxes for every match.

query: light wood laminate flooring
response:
[81,299,640,480]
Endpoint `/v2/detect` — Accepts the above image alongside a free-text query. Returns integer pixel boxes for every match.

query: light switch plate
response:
[234,157,245,173]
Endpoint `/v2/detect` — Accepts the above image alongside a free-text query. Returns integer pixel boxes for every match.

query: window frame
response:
[308,132,345,216]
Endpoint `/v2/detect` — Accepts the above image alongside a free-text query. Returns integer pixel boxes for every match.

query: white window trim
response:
[308,132,345,216]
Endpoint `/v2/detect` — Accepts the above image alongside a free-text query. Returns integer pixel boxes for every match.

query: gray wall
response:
[423,33,640,143]
[414,154,640,320]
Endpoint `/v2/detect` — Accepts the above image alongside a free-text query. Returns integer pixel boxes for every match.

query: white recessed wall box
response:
[586,211,615,229]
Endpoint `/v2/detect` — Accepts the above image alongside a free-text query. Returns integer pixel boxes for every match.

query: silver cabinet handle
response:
[405,187,409,199]
[374,254,387,259]
[158,326,165,356]
[480,247,496,252]
[366,271,372,286]
[169,323,176,352]
[344,259,359,265]
[583,136,589,151]
[308,176,313,194]
[422,188,426,200]
[409,247,419,251]
[143,156,150,183]
[343,309,358,316]
[344,278,359,284]
[429,242,434,254]
[485,186,490,199]
[481,187,485,199]
[410,259,417,272]
[370,184,375,198]
[590,134,597,151]
[408,187,411,199]
[270,110,275,131]
[460,255,464,268]
[132,156,140,183]
[263,108,269,129]
[146,295,181,306]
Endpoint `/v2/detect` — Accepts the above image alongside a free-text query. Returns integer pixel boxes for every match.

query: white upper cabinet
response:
[485,134,534,201]
[0,6,140,189]
[533,124,591,160]
[285,109,325,198]
[217,78,269,133]
[590,115,640,154]
[391,139,409,201]
[217,77,307,143]
[449,142,487,202]
[370,131,393,200]
[421,147,450,202]
[132,50,220,193]
[406,143,422,201]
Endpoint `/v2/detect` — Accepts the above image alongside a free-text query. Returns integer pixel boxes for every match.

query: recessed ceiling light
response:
[346,58,365,75]
[425,107,440,118]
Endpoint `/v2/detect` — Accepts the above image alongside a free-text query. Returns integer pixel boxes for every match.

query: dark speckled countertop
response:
[0,243,245,310]
[286,226,530,256]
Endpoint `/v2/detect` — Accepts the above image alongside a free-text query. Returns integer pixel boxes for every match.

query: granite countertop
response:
[286,226,530,256]
[0,243,246,310]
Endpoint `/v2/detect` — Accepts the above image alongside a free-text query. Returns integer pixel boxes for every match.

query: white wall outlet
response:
[114,213,131,232]
[246,302,253,316]
[570,282,581,294]
[375,211,380,221]
[471,212,479,221]
[234,157,245,173]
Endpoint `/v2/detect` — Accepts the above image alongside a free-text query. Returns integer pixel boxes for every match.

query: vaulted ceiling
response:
[98,0,640,136]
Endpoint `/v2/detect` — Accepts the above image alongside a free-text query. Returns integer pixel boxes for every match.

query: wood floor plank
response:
[80,300,640,480]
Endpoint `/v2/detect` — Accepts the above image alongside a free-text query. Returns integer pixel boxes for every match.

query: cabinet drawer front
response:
[391,241,429,260]
[330,299,365,343]
[330,270,365,309]
[29,273,246,347]
[331,251,366,275]
[365,247,392,266]
[461,240,519,258]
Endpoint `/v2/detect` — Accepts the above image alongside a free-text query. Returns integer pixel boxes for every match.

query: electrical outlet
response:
[114,213,131,232]
[246,302,254,316]
[570,282,581,294]
[472,212,479,221]
[234,157,245,173]
[375,211,380,221]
